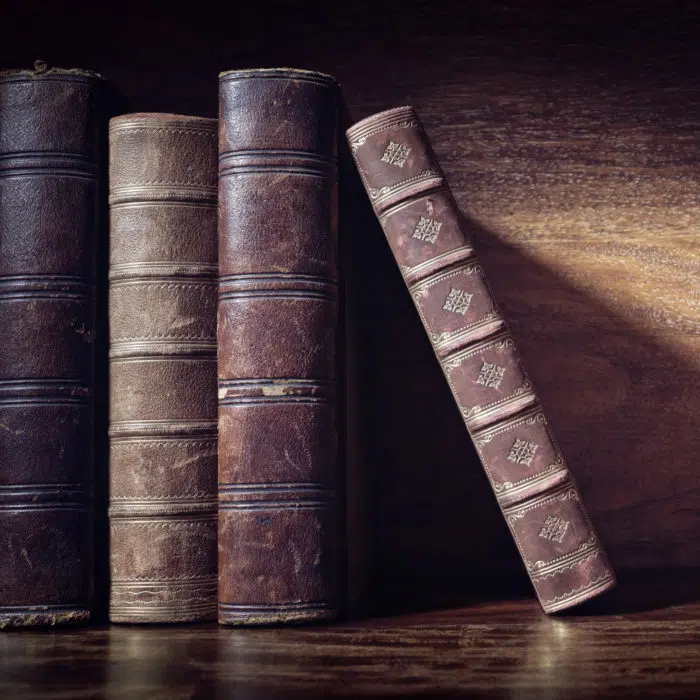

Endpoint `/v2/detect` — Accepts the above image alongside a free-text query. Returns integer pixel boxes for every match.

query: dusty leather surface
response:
[108,113,218,622]
[347,106,616,613]
[0,70,100,627]
[218,69,340,624]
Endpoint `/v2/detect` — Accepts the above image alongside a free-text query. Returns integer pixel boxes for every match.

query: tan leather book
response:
[0,64,101,628]
[347,106,616,613]
[108,113,218,623]
[217,69,340,624]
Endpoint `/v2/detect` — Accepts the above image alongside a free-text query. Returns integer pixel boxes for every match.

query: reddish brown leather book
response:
[347,107,616,613]
[218,68,339,624]
[108,113,218,623]
[0,64,101,627]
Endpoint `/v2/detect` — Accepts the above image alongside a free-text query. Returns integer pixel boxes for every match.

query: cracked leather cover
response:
[218,69,339,624]
[108,113,218,622]
[0,66,101,627]
[347,106,616,613]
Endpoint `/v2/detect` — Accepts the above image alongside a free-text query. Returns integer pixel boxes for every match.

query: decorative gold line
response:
[409,260,483,292]
[372,171,443,211]
[109,123,216,136]
[471,406,545,443]
[501,480,576,520]
[530,545,602,579]
[404,247,477,285]
[540,572,616,613]
[433,316,505,354]
[347,107,418,146]
[493,463,568,502]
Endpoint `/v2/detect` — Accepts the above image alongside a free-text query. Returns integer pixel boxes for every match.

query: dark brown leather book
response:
[218,68,339,624]
[108,113,218,623]
[347,107,616,613]
[0,64,101,627]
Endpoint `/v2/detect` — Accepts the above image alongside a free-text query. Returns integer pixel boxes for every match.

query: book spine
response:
[108,114,218,623]
[347,107,616,613]
[0,69,100,627]
[218,69,339,624]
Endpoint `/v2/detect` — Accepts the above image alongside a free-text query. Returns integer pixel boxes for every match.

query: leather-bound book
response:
[108,113,218,623]
[0,64,101,627]
[347,107,616,613]
[218,69,339,624]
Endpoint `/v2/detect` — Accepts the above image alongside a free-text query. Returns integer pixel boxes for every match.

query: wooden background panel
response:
[2,0,700,612]
[337,31,700,585]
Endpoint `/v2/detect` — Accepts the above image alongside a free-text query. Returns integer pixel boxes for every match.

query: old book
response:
[0,64,101,627]
[218,68,339,624]
[347,106,616,613]
[108,113,218,623]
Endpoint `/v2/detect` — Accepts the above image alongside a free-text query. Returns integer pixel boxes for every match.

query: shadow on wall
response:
[340,119,700,617]
[470,214,700,614]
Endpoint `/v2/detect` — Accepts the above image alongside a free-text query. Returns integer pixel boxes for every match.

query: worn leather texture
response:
[218,69,339,624]
[347,106,616,613]
[0,66,101,627]
[109,113,218,622]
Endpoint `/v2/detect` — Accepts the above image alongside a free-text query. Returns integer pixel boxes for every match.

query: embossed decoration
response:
[538,515,570,543]
[475,361,506,389]
[369,169,441,202]
[443,287,473,315]
[381,140,411,167]
[412,216,442,244]
[507,438,538,466]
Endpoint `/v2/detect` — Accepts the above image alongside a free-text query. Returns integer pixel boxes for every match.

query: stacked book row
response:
[0,63,615,628]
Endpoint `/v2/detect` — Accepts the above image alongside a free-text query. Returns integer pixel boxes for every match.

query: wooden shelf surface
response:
[2,595,700,698]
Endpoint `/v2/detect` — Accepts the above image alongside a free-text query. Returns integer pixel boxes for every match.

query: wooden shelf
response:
[2,595,700,698]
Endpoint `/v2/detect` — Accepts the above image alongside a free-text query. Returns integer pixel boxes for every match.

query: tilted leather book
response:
[0,64,101,627]
[347,107,616,613]
[218,68,339,624]
[108,113,218,622]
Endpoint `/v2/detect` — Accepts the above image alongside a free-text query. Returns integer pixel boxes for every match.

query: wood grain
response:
[338,33,700,595]
[2,595,700,698]
[2,0,700,613]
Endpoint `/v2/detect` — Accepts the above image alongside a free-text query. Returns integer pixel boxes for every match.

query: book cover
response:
[108,113,218,623]
[347,106,616,613]
[0,64,101,627]
[217,69,340,624]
